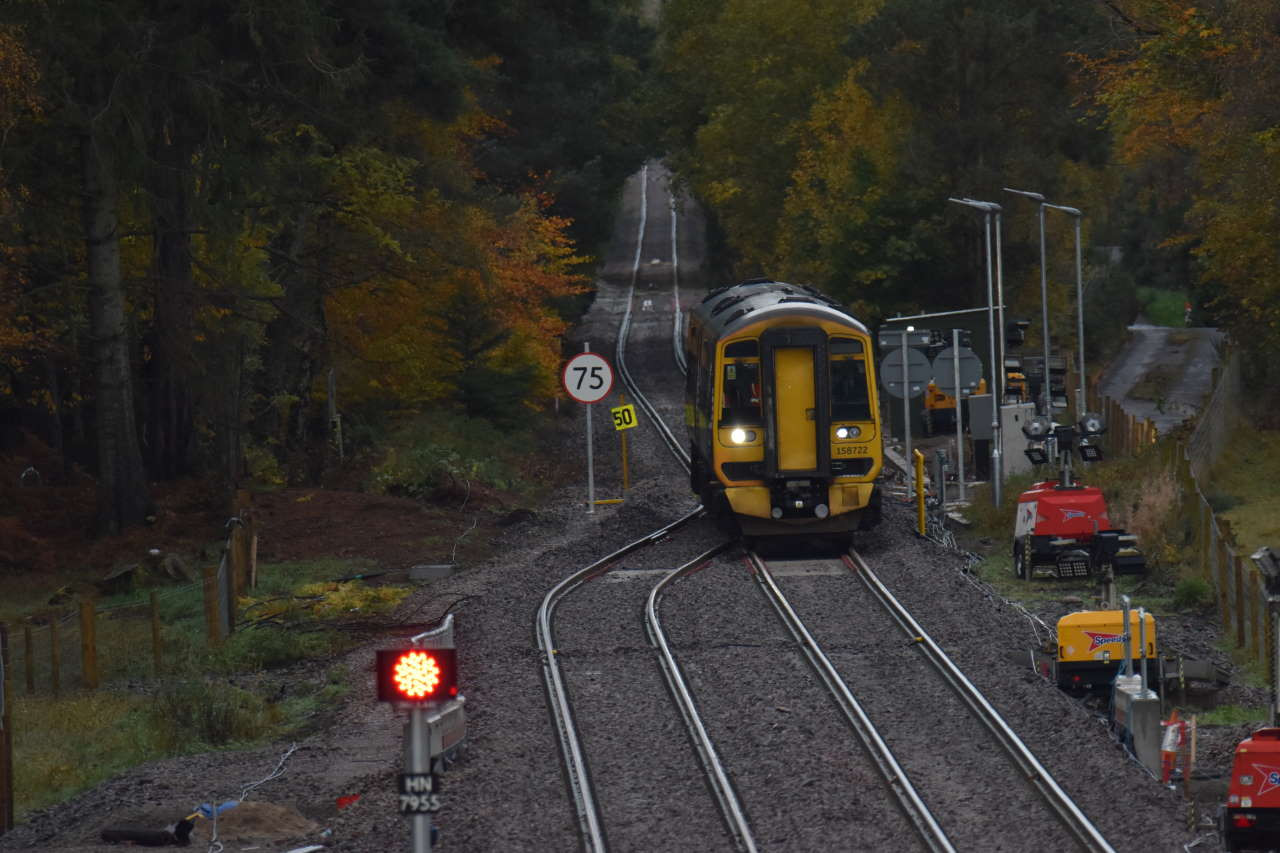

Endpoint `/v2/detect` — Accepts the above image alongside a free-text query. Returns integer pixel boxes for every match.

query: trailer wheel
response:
[1014,541,1029,580]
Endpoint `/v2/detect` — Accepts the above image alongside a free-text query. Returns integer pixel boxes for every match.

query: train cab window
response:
[720,360,762,426]
[829,338,871,421]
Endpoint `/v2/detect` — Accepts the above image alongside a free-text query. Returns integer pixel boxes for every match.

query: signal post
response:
[377,614,466,852]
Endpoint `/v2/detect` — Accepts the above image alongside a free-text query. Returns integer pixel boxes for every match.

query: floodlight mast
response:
[1003,188,1051,417]
[947,196,1004,506]
[1044,203,1085,414]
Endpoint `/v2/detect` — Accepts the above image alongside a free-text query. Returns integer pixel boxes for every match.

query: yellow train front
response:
[684,279,882,541]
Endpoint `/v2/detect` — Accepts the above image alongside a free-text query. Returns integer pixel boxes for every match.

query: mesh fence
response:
[7,559,231,697]
[1186,349,1242,483]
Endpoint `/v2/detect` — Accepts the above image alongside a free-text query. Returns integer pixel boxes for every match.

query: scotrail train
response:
[684,278,883,543]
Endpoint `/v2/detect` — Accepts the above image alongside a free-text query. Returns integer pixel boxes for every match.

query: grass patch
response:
[369,409,537,500]
[1136,286,1188,327]
[1172,576,1214,611]
[1197,704,1269,727]
[13,692,168,818]
[10,560,411,820]
[1207,422,1280,556]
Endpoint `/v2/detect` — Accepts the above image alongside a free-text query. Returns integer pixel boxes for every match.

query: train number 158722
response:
[834,444,869,457]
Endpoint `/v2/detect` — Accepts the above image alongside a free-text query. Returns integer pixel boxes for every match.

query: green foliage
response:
[1172,576,1213,611]
[369,410,529,498]
[150,679,278,748]
[1136,286,1188,327]
[1198,704,1269,728]
[13,692,167,818]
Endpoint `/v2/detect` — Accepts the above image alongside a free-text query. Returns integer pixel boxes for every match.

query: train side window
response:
[720,360,762,426]
[829,338,871,420]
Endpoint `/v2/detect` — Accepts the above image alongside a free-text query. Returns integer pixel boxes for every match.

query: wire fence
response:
[2,514,256,698]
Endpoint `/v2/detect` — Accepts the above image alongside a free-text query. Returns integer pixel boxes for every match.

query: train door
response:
[761,327,829,478]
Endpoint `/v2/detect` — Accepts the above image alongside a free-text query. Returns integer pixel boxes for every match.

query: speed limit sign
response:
[562,352,614,404]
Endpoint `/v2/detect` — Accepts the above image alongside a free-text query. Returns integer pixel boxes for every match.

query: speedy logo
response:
[1061,508,1088,521]
[1083,631,1123,651]
[1253,764,1280,797]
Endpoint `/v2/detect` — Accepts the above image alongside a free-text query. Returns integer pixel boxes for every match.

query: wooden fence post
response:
[49,617,60,697]
[1,622,13,835]
[1236,556,1247,650]
[22,623,32,695]
[79,601,98,690]
[203,563,222,646]
[150,592,162,677]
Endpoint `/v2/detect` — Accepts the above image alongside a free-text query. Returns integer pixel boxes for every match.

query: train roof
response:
[691,278,869,341]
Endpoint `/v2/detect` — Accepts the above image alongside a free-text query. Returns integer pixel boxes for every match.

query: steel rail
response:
[670,185,687,376]
[537,162,702,852]
[615,163,690,469]
[746,552,957,853]
[643,543,756,852]
[844,549,1117,853]
[536,509,704,851]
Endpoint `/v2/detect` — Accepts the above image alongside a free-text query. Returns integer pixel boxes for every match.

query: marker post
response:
[562,345,616,515]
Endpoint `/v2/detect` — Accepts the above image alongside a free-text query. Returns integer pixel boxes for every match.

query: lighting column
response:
[947,197,1003,506]
[1004,188,1051,416]
[1045,203,1084,413]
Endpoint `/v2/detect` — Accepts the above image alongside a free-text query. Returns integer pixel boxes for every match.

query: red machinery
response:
[1220,728,1280,851]
[1011,414,1145,580]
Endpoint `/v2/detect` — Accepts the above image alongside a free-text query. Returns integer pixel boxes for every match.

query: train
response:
[684,278,883,542]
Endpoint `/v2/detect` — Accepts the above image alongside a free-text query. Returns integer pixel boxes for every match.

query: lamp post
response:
[1045,203,1084,414]
[1003,188,1051,417]
[947,197,1003,506]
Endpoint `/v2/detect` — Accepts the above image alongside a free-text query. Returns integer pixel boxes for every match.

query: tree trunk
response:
[147,131,195,479]
[258,207,326,482]
[82,133,151,534]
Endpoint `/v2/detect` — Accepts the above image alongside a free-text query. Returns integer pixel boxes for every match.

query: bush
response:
[369,410,528,498]
[1172,576,1214,611]
[151,679,278,748]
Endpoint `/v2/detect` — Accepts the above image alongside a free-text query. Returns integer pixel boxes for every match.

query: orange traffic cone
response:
[1161,709,1184,784]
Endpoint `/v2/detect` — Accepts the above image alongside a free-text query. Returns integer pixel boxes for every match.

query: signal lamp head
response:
[1078,440,1103,463]
[376,648,458,704]
[1078,412,1105,436]
[1024,442,1049,466]
[1022,415,1053,439]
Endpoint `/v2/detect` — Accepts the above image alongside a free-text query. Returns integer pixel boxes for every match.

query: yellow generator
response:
[922,378,986,436]
[1056,610,1158,694]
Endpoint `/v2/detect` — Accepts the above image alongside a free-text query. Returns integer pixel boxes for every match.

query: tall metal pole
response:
[982,211,1002,506]
[1037,202,1050,416]
[901,330,911,484]
[952,330,965,503]
[947,197,1002,506]
[1003,188,1051,416]
[1073,213,1084,413]
[1046,203,1085,414]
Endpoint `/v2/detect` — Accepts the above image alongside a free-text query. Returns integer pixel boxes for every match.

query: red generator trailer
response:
[1010,412,1145,581]
[1221,728,1280,852]
[1013,479,1145,580]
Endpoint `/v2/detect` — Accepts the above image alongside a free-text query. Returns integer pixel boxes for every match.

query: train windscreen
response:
[829,338,871,420]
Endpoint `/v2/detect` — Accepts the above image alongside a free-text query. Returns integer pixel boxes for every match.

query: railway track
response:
[750,547,1118,852]
[539,162,762,851]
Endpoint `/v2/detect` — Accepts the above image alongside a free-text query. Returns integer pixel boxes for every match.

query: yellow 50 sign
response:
[610,404,637,431]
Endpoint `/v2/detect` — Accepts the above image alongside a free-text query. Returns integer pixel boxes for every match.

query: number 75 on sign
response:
[610,404,637,431]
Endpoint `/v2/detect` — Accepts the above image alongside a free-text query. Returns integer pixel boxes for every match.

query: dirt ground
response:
[0,429,547,611]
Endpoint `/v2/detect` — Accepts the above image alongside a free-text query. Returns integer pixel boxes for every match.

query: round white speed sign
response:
[562,352,614,403]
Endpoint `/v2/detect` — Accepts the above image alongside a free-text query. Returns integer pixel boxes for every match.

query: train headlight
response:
[835,425,861,440]
[729,428,756,444]
[814,503,829,519]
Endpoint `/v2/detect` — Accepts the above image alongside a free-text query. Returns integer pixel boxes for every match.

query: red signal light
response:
[377,648,457,703]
